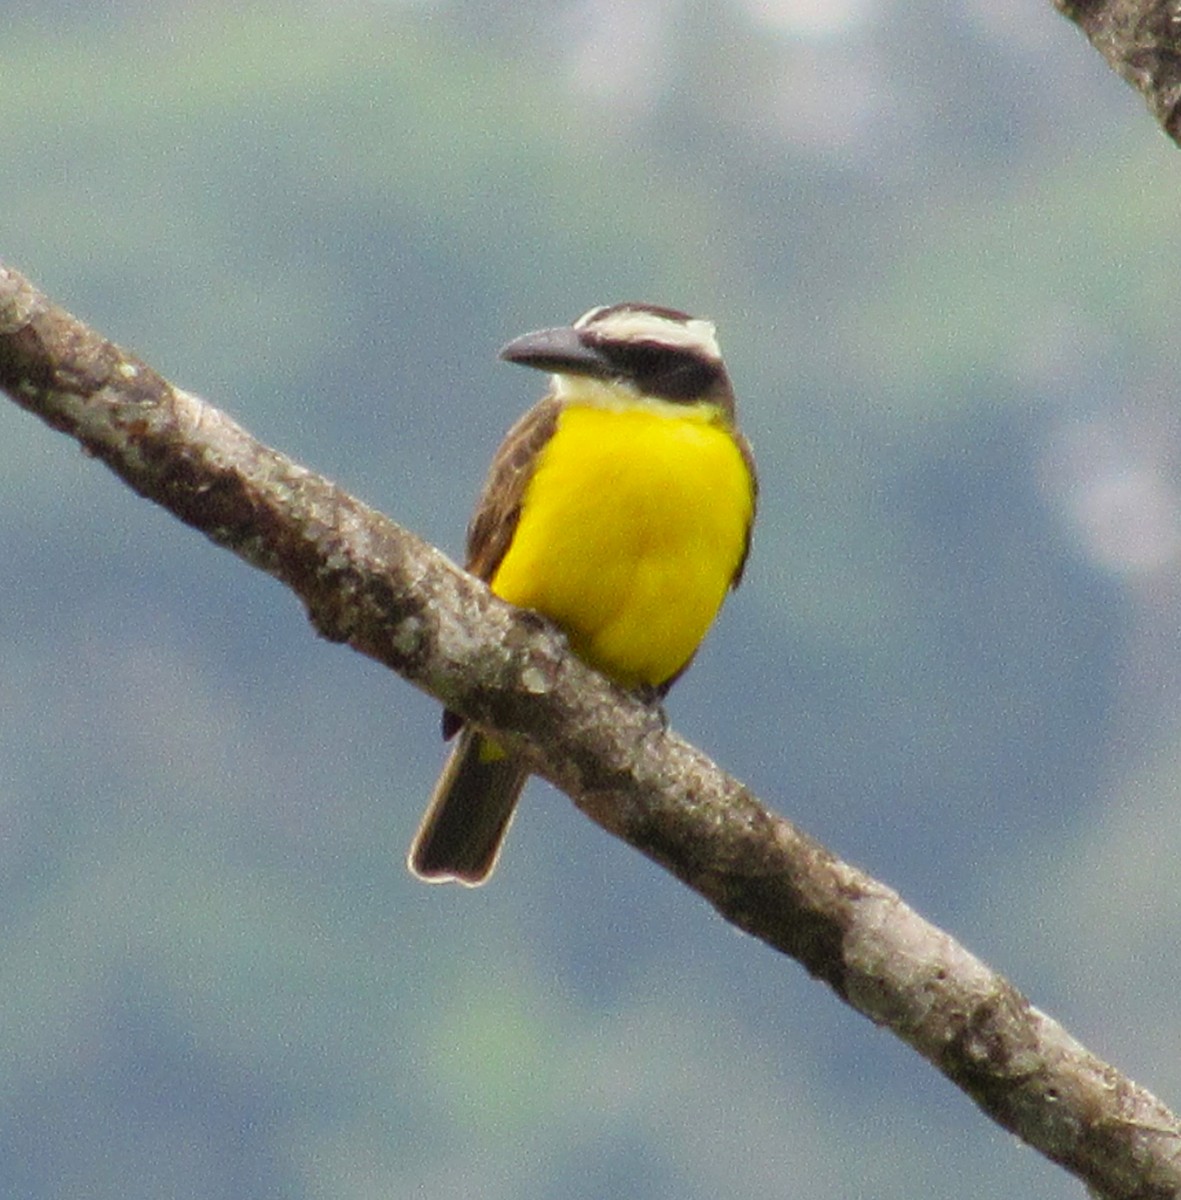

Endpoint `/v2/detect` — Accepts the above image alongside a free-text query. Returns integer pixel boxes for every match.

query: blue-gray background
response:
[2,2,1179,1196]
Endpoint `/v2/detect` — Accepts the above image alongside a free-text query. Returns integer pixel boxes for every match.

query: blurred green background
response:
[3,1,1180,1196]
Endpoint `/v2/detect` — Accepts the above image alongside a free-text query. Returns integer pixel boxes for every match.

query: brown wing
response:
[465,393,561,581]
[441,394,560,741]
[730,428,758,588]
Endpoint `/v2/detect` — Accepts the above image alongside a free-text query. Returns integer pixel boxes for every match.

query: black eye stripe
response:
[579,336,721,401]
[608,342,680,371]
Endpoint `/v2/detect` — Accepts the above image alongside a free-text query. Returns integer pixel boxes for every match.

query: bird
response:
[408,302,757,885]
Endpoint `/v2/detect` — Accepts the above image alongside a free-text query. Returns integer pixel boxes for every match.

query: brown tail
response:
[408,728,529,886]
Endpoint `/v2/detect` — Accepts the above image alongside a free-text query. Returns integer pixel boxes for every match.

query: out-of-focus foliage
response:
[2,2,1180,1197]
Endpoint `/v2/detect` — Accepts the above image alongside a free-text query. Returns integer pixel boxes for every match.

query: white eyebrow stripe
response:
[575,308,722,362]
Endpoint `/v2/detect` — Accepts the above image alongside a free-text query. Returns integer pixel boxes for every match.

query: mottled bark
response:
[1056,0,1181,143]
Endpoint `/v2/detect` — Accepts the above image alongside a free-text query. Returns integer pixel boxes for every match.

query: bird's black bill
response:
[499,326,615,378]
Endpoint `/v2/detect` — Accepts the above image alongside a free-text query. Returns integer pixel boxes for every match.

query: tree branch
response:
[2,262,1179,1198]
[1055,0,1181,145]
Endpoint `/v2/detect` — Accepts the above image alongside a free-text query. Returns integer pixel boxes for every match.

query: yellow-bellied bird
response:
[409,303,757,885]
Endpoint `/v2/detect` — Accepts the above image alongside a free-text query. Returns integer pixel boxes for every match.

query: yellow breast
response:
[489,401,754,689]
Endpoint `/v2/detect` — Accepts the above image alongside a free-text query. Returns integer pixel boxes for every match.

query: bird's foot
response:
[633,684,670,734]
